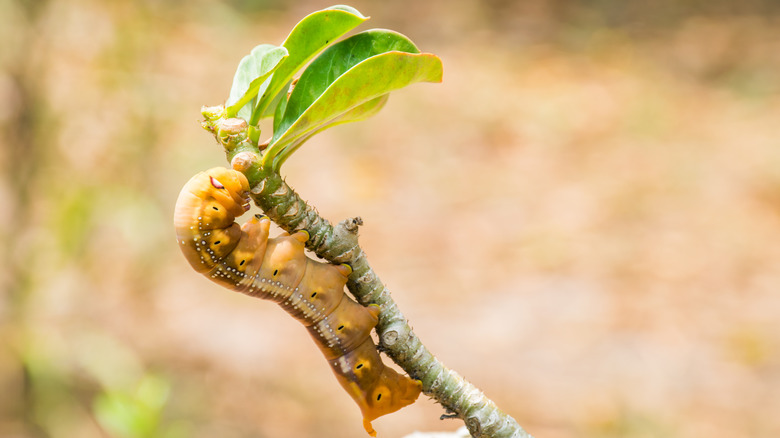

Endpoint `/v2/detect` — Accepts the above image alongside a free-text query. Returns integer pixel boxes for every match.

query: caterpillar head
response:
[174,167,251,272]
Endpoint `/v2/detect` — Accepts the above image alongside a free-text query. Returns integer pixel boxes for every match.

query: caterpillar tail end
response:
[363,419,378,437]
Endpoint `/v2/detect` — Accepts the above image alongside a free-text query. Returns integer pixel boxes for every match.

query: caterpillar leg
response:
[291,229,309,243]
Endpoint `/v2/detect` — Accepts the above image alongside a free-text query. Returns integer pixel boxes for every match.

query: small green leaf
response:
[275,94,389,164]
[313,93,389,136]
[275,30,418,133]
[250,5,368,124]
[263,30,442,170]
[225,44,288,120]
[272,82,290,134]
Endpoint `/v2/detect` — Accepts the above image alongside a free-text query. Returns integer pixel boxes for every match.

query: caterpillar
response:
[173,167,421,436]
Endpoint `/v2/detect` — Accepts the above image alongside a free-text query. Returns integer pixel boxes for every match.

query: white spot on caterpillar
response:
[335,357,350,375]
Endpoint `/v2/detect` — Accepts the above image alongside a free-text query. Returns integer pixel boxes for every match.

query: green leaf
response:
[272,81,290,134]
[250,5,368,125]
[278,94,389,159]
[263,30,442,170]
[225,44,288,120]
[275,29,419,133]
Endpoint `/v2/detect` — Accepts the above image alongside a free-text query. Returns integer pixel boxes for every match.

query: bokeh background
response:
[2,0,779,437]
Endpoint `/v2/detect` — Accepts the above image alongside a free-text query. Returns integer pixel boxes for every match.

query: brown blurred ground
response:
[1,1,779,437]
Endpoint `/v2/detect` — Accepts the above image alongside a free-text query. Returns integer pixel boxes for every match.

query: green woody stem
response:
[206,111,533,438]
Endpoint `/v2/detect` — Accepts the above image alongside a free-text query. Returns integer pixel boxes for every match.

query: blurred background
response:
[2,0,779,437]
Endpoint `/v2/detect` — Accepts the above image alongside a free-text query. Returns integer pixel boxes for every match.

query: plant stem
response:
[206,113,533,438]
[256,173,532,438]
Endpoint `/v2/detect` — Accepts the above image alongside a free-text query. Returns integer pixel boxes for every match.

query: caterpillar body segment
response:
[174,167,421,435]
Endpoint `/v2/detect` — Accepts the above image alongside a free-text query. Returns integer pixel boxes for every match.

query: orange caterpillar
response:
[173,167,421,435]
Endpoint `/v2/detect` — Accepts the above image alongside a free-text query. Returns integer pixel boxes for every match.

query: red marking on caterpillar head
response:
[209,176,225,189]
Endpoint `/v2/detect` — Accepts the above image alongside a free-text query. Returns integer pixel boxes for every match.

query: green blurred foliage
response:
[1,1,779,438]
